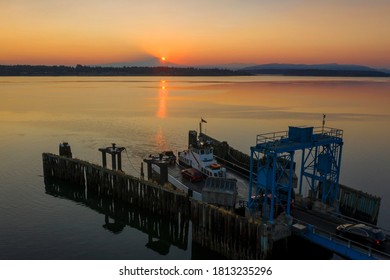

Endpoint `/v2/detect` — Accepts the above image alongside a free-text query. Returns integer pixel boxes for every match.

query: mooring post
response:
[143,158,153,180]
[59,142,72,158]
[140,162,144,179]
[111,153,117,170]
[159,162,168,185]
[117,152,122,171]
[101,151,107,168]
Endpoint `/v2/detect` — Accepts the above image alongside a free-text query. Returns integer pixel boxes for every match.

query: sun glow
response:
[161,57,166,61]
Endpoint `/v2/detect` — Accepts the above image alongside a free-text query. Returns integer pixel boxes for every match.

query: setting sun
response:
[0,1,389,68]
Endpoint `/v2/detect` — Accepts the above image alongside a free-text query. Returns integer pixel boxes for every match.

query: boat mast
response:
[199,118,207,135]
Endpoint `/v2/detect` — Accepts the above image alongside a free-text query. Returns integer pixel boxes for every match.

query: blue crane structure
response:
[247,126,343,223]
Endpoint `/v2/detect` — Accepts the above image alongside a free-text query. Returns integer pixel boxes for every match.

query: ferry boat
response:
[178,131,226,179]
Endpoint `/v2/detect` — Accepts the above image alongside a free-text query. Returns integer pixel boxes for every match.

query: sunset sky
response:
[1,0,389,68]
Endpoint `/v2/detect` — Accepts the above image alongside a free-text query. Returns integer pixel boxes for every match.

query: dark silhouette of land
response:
[1,63,389,77]
[0,64,249,76]
[243,68,389,77]
[242,63,390,77]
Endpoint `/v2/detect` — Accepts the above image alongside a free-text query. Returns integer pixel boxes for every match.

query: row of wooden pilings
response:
[338,184,381,225]
[44,175,189,250]
[200,132,252,171]
[191,201,269,259]
[42,153,271,259]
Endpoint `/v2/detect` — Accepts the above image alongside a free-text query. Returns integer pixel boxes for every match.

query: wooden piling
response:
[338,184,381,224]
[42,152,271,259]
[189,199,270,259]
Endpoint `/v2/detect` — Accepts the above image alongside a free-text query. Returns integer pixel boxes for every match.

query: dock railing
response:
[256,126,343,145]
[313,126,343,139]
[256,130,288,145]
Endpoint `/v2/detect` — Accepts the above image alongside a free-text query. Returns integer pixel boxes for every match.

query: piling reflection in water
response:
[44,177,189,255]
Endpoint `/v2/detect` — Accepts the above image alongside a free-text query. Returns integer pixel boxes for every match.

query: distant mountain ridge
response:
[242,63,376,71]
[96,59,256,70]
[95,57,180,68]
[240,63,390,77]
[378,68,390,74]
[97,60,389,73]
[100,60,390,76]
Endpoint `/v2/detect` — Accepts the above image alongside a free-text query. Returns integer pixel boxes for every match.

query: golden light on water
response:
[156,80,168,118]
[154,126,168,151]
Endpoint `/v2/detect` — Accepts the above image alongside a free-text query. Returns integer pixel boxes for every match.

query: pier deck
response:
[42,135,389,259]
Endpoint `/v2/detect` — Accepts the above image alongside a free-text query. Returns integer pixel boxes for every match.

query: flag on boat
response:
[201,118,207,123]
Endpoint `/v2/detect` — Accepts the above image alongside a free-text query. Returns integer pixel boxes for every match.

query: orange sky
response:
[1,0,389,68]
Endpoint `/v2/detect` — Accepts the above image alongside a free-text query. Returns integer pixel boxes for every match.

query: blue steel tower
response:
[247,126,343,223]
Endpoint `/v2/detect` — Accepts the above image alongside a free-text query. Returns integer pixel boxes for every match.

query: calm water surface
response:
[0,76,389,259]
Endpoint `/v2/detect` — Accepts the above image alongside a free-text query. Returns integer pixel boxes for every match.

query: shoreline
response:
[1,64,389,77]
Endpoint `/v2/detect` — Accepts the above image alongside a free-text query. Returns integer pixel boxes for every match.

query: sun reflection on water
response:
[157,80,168,118]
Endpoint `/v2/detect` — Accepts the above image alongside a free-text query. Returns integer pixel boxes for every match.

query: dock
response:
[43,152,272,259]
[42,126,390,259]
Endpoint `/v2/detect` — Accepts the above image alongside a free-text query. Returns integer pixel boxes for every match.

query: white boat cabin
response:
[179,140,226,178]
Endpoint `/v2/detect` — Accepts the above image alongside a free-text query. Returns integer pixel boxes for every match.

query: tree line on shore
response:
[2,64,388,77]
[0,64,250,76]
